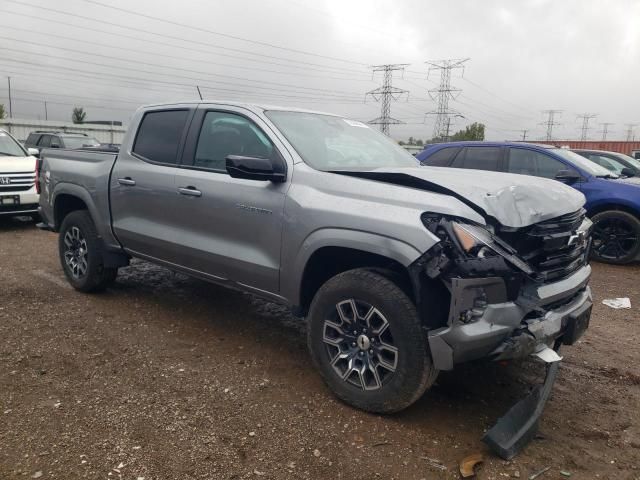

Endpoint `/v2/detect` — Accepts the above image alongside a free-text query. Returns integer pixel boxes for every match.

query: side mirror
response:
[27,147,39,157]
[225,155,286,183]
[555,169,581,183]
[621,167,636,177]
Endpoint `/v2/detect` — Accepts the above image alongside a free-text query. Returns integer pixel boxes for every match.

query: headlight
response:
[450,222,535,275]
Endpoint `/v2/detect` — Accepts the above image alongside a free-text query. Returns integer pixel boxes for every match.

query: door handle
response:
[178,186,202,197]
[118,177,136,186]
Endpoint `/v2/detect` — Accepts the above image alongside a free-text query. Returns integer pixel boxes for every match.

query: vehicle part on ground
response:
[590,210,640,264]
[58,210,118,292]
[482,355,560,460]
[307,269,437,413]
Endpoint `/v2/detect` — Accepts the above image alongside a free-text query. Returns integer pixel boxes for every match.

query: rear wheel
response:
[590,210,640,264]
[307,269,437,414]
[58,210,117,292]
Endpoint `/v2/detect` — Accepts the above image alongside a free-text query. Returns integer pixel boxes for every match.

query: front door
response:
[171,106,290,295]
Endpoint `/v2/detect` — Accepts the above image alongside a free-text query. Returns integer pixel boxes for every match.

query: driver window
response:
[507,148,569,178]
[194,111,274,171]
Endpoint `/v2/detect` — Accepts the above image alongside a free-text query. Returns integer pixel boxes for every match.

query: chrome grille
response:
[0,171,36,192]
[500,209,591,283]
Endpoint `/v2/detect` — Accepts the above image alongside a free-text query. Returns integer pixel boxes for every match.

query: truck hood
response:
[339,166,586,228]
[0,155,36,173]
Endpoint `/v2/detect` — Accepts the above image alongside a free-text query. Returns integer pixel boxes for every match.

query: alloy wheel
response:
[322,299,398,391]
[592,217,638,260]
[63,226,89,279]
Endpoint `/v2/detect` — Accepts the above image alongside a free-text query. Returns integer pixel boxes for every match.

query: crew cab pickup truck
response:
[0,129,40,219]
[38,102,593,455]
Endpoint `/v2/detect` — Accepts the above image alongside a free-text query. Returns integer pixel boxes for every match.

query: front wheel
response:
[58,210,118,292]
[307,269,437,414]
[590,210,640,264]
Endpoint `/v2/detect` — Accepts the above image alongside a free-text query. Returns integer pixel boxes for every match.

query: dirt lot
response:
[1,217,639,480]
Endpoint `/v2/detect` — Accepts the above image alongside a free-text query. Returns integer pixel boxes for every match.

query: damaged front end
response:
[412,210,593,458]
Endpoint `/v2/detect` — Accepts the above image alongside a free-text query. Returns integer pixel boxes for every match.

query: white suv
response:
[0,129,39,219]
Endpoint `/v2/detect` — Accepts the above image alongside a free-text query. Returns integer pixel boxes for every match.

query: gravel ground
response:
[1,217,639,479]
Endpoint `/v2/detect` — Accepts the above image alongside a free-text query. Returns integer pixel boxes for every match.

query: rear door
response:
[110,107,194,260]
[170,105,290,294]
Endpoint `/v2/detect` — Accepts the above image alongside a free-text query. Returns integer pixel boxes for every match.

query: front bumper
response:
[428,265,592,370]
[0,190,39,216]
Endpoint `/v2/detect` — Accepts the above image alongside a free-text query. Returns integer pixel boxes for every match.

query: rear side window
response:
[50,136,61,148]
[133,110,190,164]
[452,146,501,171]
[26,133,41,146]
[423,147,459,166]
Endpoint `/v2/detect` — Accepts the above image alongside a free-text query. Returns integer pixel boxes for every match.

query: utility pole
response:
[576,113,597,141]
[7,77,13,118]
[44,101,48,121]
[365,64,409,136]
[517,129,529,141]
[625,123,638,141]
[599,122,614,141]
[540,110,562,141]
[425,58,469,140]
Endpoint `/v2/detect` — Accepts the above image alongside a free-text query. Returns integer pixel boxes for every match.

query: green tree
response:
[408,136,415,145]
[450,122,485,141]
[416,139,424,146]
[398,140,405,145]
[0,104,6,119]
[72,107,86,124]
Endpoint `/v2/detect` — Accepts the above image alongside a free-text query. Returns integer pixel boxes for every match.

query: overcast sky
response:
[0,0,638,141]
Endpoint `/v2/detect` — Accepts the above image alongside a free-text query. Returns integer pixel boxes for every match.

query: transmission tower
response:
[598,122,614,141]
[365,64,409,136]
[576,113,597,141]
[517,129,529,141]
[625,123,638,141]
[540,110,562,141]
[425,58,469,140]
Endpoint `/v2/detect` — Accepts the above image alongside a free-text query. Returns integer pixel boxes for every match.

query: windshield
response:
[612,152,640,171]
[0,130,28,157]
[265,111,417,171]
[63,136,100,149]
[550,148,616,177]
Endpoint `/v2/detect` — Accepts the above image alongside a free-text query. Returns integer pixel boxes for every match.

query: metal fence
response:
[0,118,127,144]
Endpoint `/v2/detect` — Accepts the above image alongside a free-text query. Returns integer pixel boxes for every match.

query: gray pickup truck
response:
[38,102,593,454]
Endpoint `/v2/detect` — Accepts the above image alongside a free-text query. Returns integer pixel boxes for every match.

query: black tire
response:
[58,210,117,292]
[590,210,640,265]
[307,269,438,414]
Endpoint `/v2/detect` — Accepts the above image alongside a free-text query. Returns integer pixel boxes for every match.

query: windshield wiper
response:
[597,174,619,179]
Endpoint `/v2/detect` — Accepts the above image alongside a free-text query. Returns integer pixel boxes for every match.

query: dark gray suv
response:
[24,131,100,155]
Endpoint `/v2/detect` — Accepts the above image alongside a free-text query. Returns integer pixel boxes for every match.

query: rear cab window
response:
[132,110,191,165]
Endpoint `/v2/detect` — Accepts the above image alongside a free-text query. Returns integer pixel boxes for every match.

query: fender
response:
[281,227,432,308]
[51,182,121,251]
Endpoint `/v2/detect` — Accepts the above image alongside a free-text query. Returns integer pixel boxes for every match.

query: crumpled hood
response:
[348,166,586,228]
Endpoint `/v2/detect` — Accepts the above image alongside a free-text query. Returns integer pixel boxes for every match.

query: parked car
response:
[38,103,594,456]
[24,131,101,156]
[417,141,640,264]
[572,148,640,177]
[0,129,40,219]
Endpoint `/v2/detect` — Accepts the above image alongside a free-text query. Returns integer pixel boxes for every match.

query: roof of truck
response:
[138,100,341,118]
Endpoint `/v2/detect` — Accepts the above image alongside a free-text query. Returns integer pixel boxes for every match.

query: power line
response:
[424,58,469,139]
[80,0,368,66]
[540,110,562,141]
[2,0,370,75]
[576,113,597,141]
[625,123,638,141]
[365,64,409,136]
[598,122,614,141]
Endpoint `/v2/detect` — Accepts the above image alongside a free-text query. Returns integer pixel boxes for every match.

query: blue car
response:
[417,141,640,264]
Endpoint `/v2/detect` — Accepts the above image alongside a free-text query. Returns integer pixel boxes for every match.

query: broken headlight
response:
[449,222,534,275]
